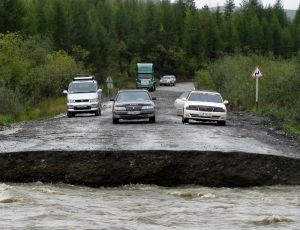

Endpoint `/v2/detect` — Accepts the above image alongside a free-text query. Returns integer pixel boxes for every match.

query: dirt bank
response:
[0,150,299,187]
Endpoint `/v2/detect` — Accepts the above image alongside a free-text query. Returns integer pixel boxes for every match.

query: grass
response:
[283,122,300,139]
[0,97,66,126]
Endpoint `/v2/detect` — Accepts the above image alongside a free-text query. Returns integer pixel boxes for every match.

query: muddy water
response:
[1,183,299,229]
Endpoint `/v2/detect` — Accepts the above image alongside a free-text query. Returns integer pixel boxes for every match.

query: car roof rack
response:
[73,74,95,81]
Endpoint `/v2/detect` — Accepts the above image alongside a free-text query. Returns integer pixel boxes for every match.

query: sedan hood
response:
[115,100,154,106]
[185,101,226,110]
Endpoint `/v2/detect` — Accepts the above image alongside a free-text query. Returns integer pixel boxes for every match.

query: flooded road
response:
[1,183,299,229]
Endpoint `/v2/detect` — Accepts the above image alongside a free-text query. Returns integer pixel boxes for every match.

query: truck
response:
[136,63,156,91]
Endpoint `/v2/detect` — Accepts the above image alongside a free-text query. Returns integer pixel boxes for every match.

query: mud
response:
[0,150,300,187]
[0,82,299,187]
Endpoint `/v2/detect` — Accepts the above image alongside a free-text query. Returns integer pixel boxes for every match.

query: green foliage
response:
[0,33,85,123]
[194,70,215,89]
[1,0,298,80]
[196,54,300,125]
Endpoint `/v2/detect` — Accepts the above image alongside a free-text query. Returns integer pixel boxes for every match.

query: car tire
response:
[182,117,189,124]
[113,118,119,124]
[217,120,226,126]
[95,109,101,116]
[149,116,156,123]
[67,112,75,118]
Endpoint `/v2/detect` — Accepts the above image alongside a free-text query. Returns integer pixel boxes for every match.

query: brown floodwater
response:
[0,183,299,229]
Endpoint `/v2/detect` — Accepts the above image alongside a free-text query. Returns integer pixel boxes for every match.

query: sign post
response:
[251,66,263,111]
[106,75,113,98]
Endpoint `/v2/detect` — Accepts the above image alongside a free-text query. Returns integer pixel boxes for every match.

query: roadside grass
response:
[0,97,66,126]
[194,54,300,136]
[283,123,300,139]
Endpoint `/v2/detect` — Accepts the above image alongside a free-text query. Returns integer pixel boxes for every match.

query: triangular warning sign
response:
[252,67,262,78]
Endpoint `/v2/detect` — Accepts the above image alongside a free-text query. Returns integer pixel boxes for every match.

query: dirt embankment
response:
[0,150,300,187]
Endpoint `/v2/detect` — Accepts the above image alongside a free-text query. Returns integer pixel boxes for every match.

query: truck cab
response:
[136,63,156,92]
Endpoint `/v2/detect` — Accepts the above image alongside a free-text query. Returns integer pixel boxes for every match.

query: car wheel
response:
[113,118,119,124]
[149,116,156,123]
[182,117,189,124]
[95,109,100,116]
[67,112,75,118]
[217,120,226,126]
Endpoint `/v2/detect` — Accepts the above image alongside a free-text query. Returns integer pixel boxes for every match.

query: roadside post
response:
[106,75,113,98]
[251,66,263,111]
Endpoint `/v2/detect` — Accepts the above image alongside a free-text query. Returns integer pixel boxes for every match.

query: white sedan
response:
[174,90,228,125]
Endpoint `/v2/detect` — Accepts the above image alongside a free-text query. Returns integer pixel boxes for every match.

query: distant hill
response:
[209,6,297,21]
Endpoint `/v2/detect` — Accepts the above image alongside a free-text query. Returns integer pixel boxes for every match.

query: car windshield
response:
[188,92,223,103]
[68,82,97,94]
[162,76,171,79]
[116,91,150,102]
[138,74,152,79]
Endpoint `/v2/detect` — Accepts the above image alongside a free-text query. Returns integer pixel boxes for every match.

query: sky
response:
[193,0,300,10]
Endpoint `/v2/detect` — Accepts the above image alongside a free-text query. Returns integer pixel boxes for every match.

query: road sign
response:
[107,82,113,89]
[251,66,263,111]
[252,67,263,78]
[106,76,113,89]
[106,76,113,84]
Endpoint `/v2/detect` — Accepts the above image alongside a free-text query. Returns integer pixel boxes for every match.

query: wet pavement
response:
[0,82,299,158]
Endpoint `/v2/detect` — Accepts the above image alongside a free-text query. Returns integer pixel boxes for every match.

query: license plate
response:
[128,111,140,115]
[77,105,88,109]
[200,112,211,117]
[141,80,149,85]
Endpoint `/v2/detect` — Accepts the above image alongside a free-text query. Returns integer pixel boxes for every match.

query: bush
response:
[195,55,300,126]
[0,87,23,117]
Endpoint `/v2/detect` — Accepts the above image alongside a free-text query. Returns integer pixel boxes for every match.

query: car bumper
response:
[160,82,173,85]
[67,102,100,113]
[113,110,155,119]
[183,110,227,121]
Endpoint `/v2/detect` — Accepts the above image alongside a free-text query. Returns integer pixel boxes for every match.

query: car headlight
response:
[68,99,75,103]
[90,98,98,103]
[142,105,154,110]
[114,106,126,111]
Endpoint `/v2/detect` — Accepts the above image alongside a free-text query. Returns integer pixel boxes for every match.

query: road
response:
[0,82,299,157]
[0,83,300,187]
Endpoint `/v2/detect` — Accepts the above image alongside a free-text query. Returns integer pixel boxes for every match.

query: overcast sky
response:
[193,0,300,10]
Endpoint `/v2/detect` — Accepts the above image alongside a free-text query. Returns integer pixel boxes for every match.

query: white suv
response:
[63,75,102,117]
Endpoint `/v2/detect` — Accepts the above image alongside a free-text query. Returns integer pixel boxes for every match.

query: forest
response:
[0,0,300,130]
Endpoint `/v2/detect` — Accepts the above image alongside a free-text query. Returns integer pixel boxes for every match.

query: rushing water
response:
[0,183,299,230]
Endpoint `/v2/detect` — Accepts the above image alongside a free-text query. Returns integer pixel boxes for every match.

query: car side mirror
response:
[110,98,115,101]
[224,100,229,105]
[182,97,187,101]
[63,90,68,94]
[152,97,157,100]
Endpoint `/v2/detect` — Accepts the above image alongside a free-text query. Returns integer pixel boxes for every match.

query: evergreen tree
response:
[224,0,235,20]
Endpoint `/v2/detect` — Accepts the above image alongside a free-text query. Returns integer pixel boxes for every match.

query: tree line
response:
[1,0,300,80]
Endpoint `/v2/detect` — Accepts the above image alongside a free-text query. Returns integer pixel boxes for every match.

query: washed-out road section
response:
[0,83,299,187]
